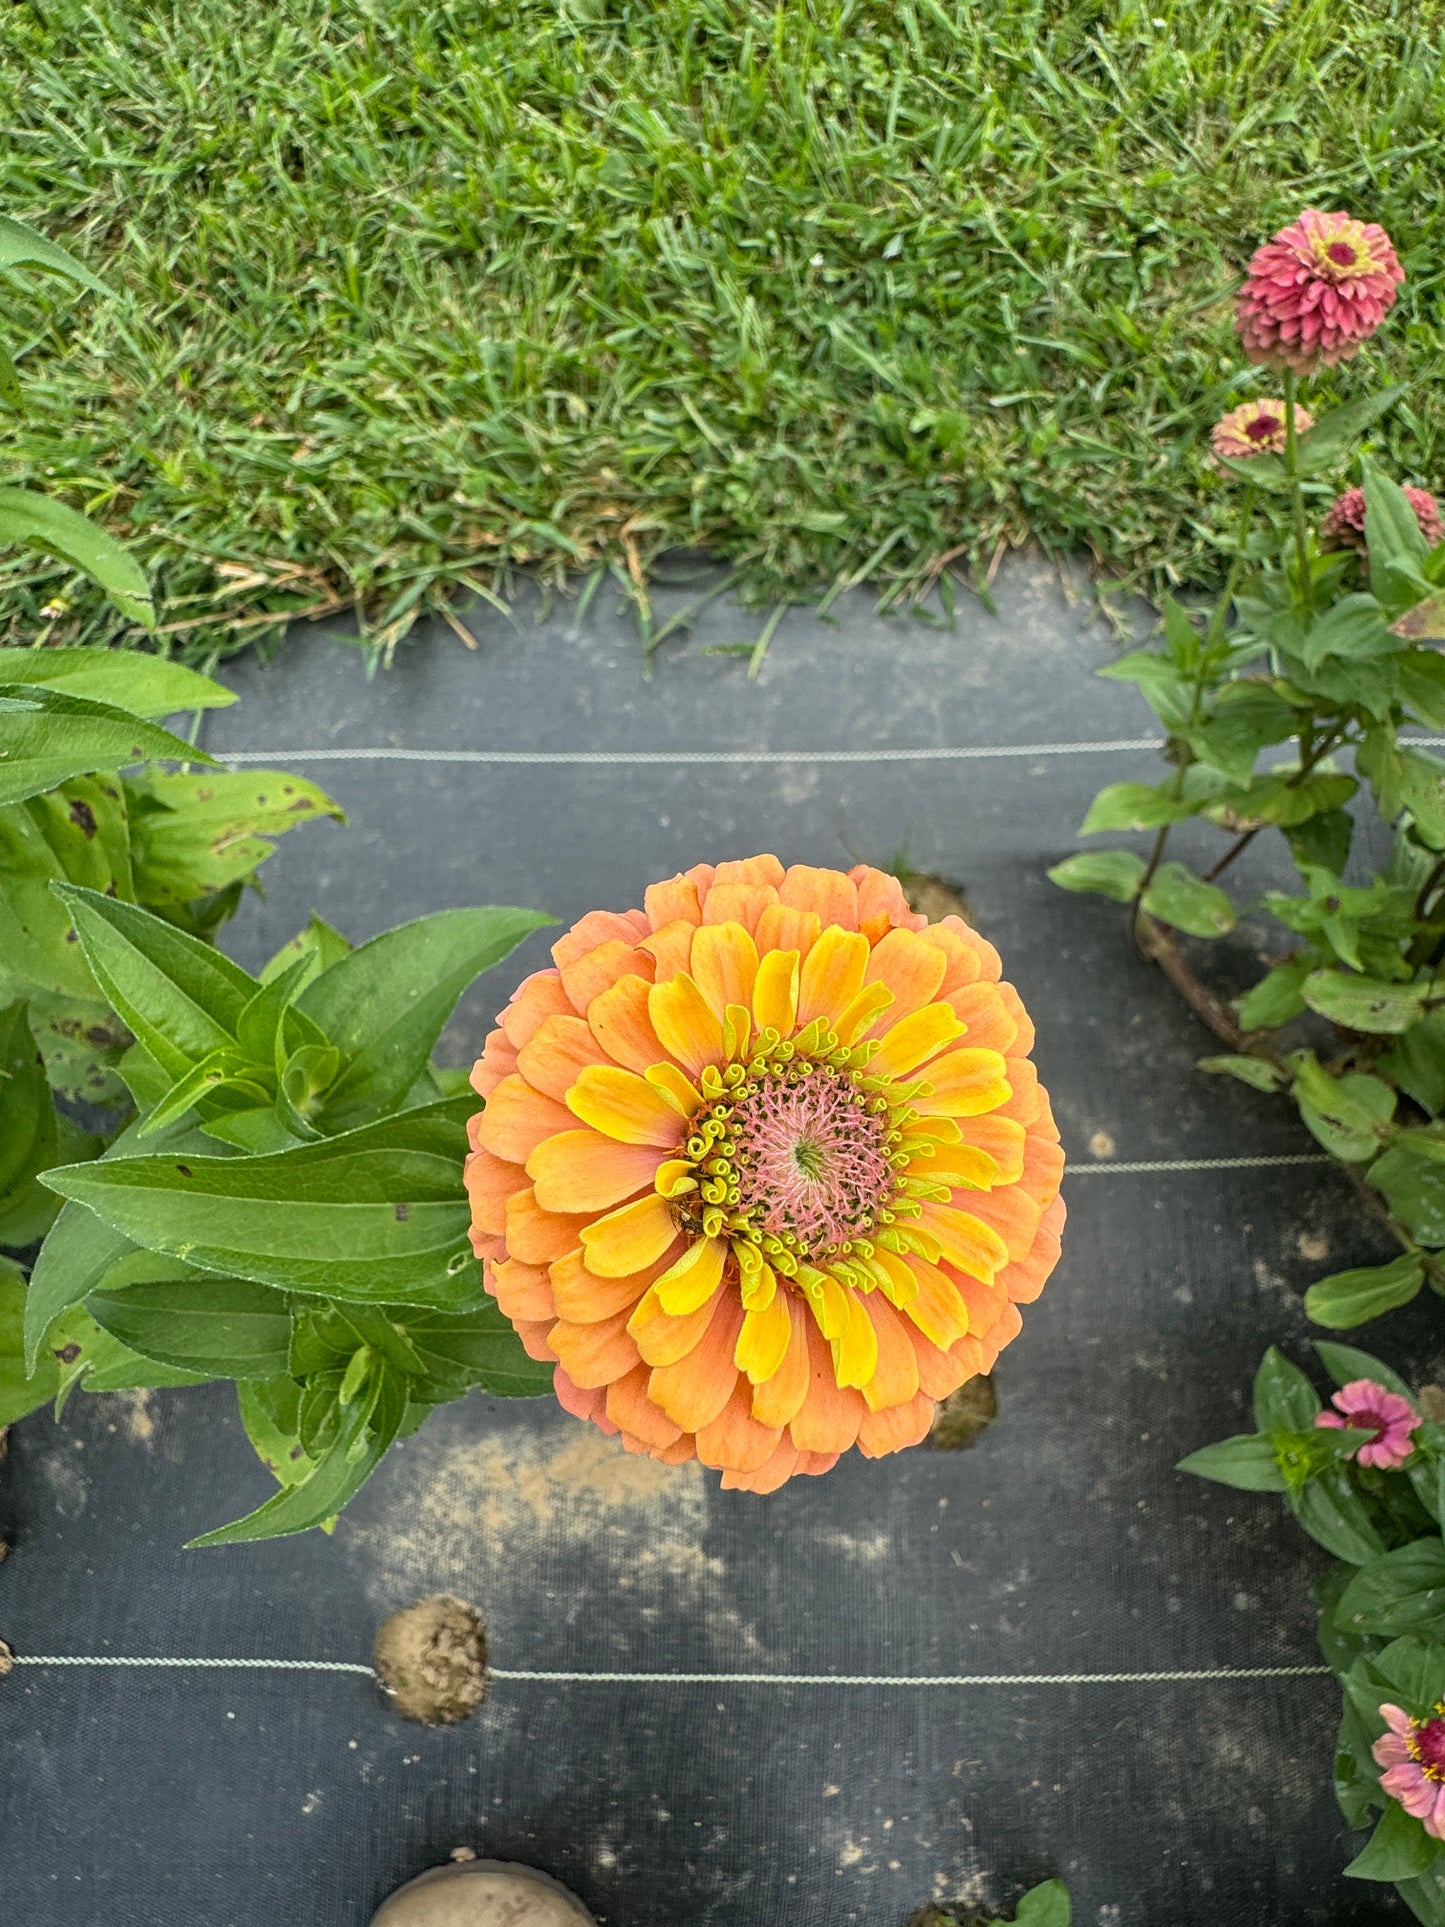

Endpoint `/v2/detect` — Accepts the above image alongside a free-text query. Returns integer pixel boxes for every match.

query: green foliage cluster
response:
[0,648,554,1545]
[1183,1345,1445,1921]
[0,2,1443,656]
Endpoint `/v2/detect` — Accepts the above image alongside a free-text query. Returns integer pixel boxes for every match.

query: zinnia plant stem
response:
[1283,370,1313,610]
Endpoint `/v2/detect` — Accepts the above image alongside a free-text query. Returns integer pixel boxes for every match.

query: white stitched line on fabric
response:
[9,1656,1330,1686]
[1068,1154,1332,1176]
[209,740,1162,768]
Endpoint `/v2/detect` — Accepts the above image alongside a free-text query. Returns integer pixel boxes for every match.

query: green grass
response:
[2,0,1444,662]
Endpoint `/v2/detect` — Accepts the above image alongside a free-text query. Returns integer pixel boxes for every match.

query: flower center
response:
[1412,1712,1445,1778]
[1245,413,1280,441]
[1327,239,1360,268]
[1307,225,1375,281]
[731,1072,895,1256]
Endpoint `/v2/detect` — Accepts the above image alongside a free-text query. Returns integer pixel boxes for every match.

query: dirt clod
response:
[904,874,973,926]
[0,1638,13,1678]
[373,1594,489,1725]
[1419,1384,1445,1424]
[449,1847,478,1864]
[929,1375,998,1450]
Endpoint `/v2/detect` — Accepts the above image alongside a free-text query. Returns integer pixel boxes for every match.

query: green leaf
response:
[1285,808,1354,877]
[1183,681,1298,784]
[1315,1342,1415,1401]
[1141,861,1236,937]
[1304,972,1429,1036]
[0,649,234,719]
[0,683,205,808]
[1296,593,1393,672]
[1235,960,1312,1031]
[1297,386,1410,471]
[404,1302,555,1399]
[41,1096,483,1308]
[1202,769,1358,831]
[1307,1256,1427,1329]
[0,1255,59,1424]
[1383,1013,1445,1117]
[1333,1692,1386,1828]
[1197,1054,1286,1093]
[236,1376,314,1490]
[0,212,108,293]
[127,769,344,907]
[0,999,58,1242]
[1254,1345,1322,1432]
[982,1880,1072,1927]
[260,912,352,988]
[87,1267,291,1380]
[1337,1540,1445,1642]
[0,341,21,412]
[1290,1466,1388,1566]
[1078,781,1197,834]
[1292,1054,1396,1161]
[187,1363,407,1546]
[1372,1148,1445,1248]
[0,489,153,628]
[1365,458,1432,601]
[52,882,256,1080]
[1346,1797,1440,1881]
[1045,850,1145,903]
[1098,649,1192,730]
[1176,1433,1287,1492]
[0,775,135,1000]
[297,906,553,1133]
[18,988,127,1109]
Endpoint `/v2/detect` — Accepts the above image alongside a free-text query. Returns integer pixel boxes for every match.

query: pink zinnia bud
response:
[1319,484,1444,553]
[1374,1702,1445,1839]
[1236,209,1405,373]
[1211,398,1313,460]
[1315,1377,1419,1469]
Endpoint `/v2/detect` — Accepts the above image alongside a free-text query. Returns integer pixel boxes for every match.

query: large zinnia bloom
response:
[465,858,1064,1492]
[1316,1379,1419,1469]
[1320,484,1443,553]
[1375,1702,1445,1838]
[1236,209,1404,373]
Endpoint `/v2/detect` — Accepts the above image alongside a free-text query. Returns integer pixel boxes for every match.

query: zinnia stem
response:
[1283,370,1312,610]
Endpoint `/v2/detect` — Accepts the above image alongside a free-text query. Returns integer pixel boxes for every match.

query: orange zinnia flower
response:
[465,857,1065,1492]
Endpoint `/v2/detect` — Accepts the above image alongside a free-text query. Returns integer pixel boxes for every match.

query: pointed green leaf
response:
[1307,1256,1426,1328]
[1372,1148,1445,1247]
[87,1269,291,1380]
[1046,850,1145,903]
[1345,1797,1439,1880]
[1314,1342,1415,1400]
[1141,861,1236,937]
[1197,1054,1286,1093]
[0,490,152,628]
[1078,782,1197,835]
[0,648,234,719]
[1337,1541,1445,1642]
[0,1255,59,1425]
[127,768,343,907]
[403,1302,555,1399]
[1254,1345,1321,1432]
[1176,1433,1287,1491]
[260,912,351,988]
[1303,971,1429,1035]
[1296,386,1409,472]
[0,683,205,807]
[1289,1467,1387,1565]
[1235,961,1311,1031]
[0,213,108,293]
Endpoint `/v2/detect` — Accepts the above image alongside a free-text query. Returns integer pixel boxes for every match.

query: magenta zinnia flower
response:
[1315,1378,1419,1468]
[1375,1702,1445,1838]
[1319,485,1444,553]
[1236,210,1405,373]
[1211,398,1312,459]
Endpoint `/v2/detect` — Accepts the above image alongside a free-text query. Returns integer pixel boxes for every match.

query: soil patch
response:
[373,1594,489,1725]
[904,874,974,925]
[928,1376,998,1450]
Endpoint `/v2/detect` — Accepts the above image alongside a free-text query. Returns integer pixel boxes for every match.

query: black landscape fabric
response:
[0,557,1428,1926]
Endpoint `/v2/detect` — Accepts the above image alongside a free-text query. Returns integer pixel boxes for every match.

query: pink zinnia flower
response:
[1211,398,1313,459]
[1315,1378,1419,1468]
[1236,209,1405,373]
[1319,484,1444,553]
[1374,1702,1445,1838]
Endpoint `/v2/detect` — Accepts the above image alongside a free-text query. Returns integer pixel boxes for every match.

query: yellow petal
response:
[566,1064,689,1147]
[627,1278,723,1366]
[904,1140,1000,1192]
[917,1201,1010,1282]
[832,1291,879,1390]
[690,921,759,1019]
[654,1158,698,1199]
[914,1047,1012,1117]
[735,1290,794,1384]
[870,1002,967,1078]
[833,980,894,1046]
[900,1255,970,1349]
[723,1001,753,1061]
[797,926,870,1026]
[648,973,726,1076]
[644,1061,705,1118]
[797,1264,850,1340]
[654,1235,728,1314]
[752,948,800,1036]
[579,1193,681,1277]
[871,1246,920,1307]
[735,1244,776,1309]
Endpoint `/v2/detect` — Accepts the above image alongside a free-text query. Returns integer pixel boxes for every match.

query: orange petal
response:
[464,1146,528,1236]
[862,928,948,1029]
[488,1256,556,1323]
[469,1027,519,1100]
[857,1391,934,1458]
[606,1362,684,1449]
[578,1192,680,1276]
[639,918,696,981]
[475,1076,578,1162]
[948,1267,1009,1342]
[956,1116,1027,1186]
[945,980,1019,1055]
[900,1255,970,1350]
[721,1437,801,1494]
[755,902,822,959]
[647,1291,744,1430]
[915,1047,1011,1118]
[709,855,785,890]
[645,875,703,929]
[560,939,654,1014]
[1022,1132,1066,1207]
[998,981,1035,1054]
[628,1277,724,1366]
[516,1012,611,1101]
[505,1187,592,1265]
[648,973,726,1076]
[914,923,981,994]
[944,916,1001,981]
[689,921,759,1019]
[549,1247,654,1322]
[917,1201,1010,1282]
[500,969,575,1048]
[548,1307,640,1389]
[735,1288,794,1384]
[750,1293,811,1426]
[553,908,650,970]
[587,973,672,1075]
[527,1129,661,1214]
[850,864,924,933]
[797,925,870,1026]
[695,1377,783,1472]
[567,1064,688,1147]
[780,864,858,930]
[700,883,779,936]
[788,1317,866,1453]
[1000,1192,1065,1304]
[858,1292,921,1412]
[996,1056,1042,1126]
[962,1184,1043,1263]
[908,1321,970,1399]
[978,1300,1023,1371]
[870,1003,967,1078]
[514,1317,560,1363]
[553,1367,609,1426]
[752,948,800,1036]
